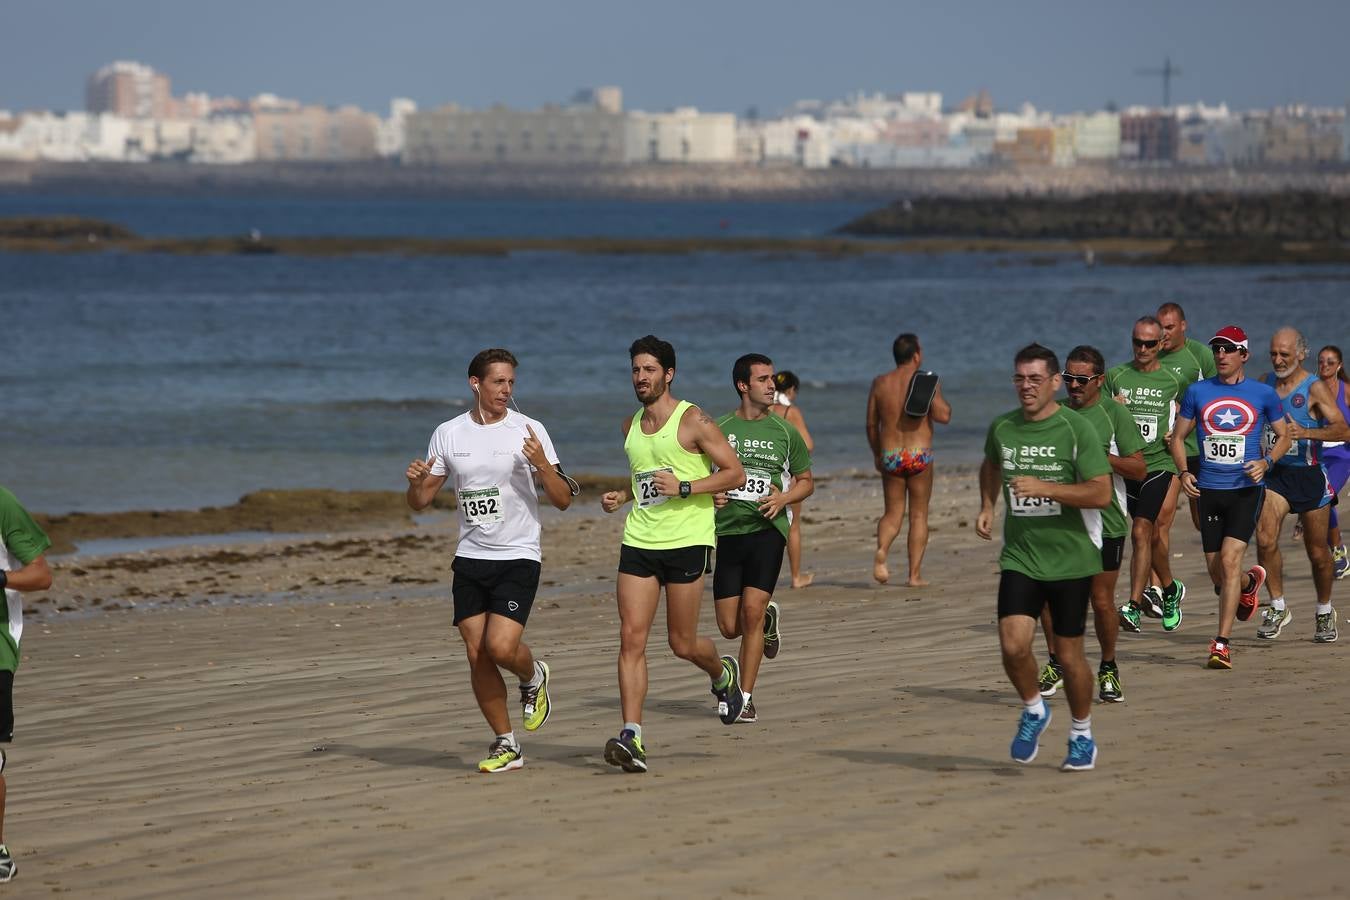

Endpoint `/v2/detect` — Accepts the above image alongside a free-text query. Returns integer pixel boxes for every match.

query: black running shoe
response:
[712,656,744,725]
[763,600,782,660]
[603,729,647,773]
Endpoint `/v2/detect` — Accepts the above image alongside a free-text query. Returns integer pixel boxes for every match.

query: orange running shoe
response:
[1206,640,1232,669]
[1237,565,1266,622]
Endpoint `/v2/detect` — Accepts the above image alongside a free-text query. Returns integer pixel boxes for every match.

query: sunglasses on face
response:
[1132,338,1160,349]
[1060,372,1099,386]
[1012,375,1049,387]
[1210,343,1243,356]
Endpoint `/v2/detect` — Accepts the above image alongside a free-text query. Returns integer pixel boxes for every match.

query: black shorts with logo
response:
[1266,464,1333,515]
[713,528,787,598]
[1100,535,1125,573]
[997,570,1092,638]
[1198,486,1265,553]
[1125,471,1175,523]
[618,544,711,585]
[451,556,541,626]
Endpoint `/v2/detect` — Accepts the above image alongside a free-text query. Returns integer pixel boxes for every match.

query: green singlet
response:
[1105,362,1184,474]
[1158,337,1218,458]
[1069,395,1145,539]
[715,412,812,540]
[984,405,1111,581]
[622,400,715,550]
[1,486,51,672]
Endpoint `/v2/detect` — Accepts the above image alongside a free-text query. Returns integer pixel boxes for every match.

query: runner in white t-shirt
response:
[405,349,575,773]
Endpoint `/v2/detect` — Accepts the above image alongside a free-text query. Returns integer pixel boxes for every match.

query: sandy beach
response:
[13,470,1350,898]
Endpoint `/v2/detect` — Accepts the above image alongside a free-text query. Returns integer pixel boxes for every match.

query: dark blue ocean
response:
[3,193,1348,513]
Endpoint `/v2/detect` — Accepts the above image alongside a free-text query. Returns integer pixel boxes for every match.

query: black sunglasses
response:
[1132,338,1161,349]
[1060,372,1099,386]
[1210,343,1243,355]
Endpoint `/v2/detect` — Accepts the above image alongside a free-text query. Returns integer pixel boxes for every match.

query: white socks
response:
[1024,697,1047,719]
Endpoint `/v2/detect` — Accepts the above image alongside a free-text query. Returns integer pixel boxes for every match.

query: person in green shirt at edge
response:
[1158,301,1219,535]
[1036,346,1146,705]
[1107,316,1188,634]
[599,335,746,773]
[710,353,814,725]
[977,344,1113,772]
[0,486,55,883]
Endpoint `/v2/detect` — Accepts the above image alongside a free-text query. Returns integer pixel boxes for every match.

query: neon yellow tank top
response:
[622,400,715,549]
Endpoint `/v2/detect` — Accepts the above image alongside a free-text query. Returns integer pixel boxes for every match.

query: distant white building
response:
[0,112,133,161]
[755,117,832,168]
[377,98,416,158]
[623,108,736,163]
[1071,112,1121,161]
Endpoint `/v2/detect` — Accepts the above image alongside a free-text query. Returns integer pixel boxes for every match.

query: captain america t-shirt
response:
[1179,376,1285,490]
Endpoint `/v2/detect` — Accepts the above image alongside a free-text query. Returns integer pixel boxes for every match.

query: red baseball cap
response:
[1209,325,1249,350]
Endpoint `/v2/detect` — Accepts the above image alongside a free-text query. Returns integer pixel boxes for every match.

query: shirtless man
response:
[867,332,952,586]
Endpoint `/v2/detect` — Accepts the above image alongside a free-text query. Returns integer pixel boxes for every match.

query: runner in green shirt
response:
[0,485,55,883]
[1158,301,1219,534]
[712,354,814,724]
[1037,346,1145,705]
[1106,316,1188,633]
[977,344,1112,772]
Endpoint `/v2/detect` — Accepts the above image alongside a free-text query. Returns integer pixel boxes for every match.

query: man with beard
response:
[599,335,746,773]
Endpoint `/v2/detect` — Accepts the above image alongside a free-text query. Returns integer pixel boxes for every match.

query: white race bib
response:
[1203,434,1245,465]
[1010,494,1061,517]
[634,467,674,508]
[1133,414,1159,443]
[726,468,774,502]
[459,487,505,525]
[1263,427,1298,458]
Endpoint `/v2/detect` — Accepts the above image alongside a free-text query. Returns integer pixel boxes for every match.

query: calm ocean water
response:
[4,194,1348,513]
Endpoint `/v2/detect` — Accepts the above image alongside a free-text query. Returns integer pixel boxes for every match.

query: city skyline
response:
[4,1,1349,117]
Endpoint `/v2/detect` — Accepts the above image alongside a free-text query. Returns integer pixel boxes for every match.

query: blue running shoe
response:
[712,657,744,725]
[1061,735,1098,772]
[1010,708,1051,763]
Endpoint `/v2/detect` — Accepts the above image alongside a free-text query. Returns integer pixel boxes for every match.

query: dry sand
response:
[14,472,1350,897]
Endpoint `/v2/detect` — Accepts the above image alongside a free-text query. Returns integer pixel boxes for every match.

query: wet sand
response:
[16,472,1350,897]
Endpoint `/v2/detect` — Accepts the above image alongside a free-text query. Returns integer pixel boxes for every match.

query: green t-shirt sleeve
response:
[1109,400,1146,457]
[783,419,812,476]
[0,488,51,566]
[984,419,1001,464]
[1197,341,1218,379]
[1072,415,1112,481]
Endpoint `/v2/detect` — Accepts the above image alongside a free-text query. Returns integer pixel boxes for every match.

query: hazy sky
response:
[5,1,1348,116]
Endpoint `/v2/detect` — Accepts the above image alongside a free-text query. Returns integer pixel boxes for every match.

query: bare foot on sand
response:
[792,573,815,589]
[873,551,889,584]
[906,576,930,587]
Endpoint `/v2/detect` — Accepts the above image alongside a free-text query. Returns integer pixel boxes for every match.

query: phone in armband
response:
[904,371,940,418]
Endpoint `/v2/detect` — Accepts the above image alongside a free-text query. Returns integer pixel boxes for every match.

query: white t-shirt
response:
[427,410,559,562]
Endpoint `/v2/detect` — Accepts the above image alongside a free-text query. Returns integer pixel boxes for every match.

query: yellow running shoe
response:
[521,660,551,732]
[478,738,523,774]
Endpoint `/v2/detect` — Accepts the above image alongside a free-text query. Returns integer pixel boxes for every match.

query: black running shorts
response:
[0,669,12,743]
[713,528,786,599]
[1100,535,1125,573]
[997,570,1092,637]
[1265,464,1333,515]
[1125,471,1175,522]
[618,544,710,585]
[451,557,541,626]
[1198,486,1265,553]
[1186,455,1202,479]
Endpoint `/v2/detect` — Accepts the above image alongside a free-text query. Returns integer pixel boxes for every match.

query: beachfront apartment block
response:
[254,106,381,162]
[86,61,173,119]
[403,105,625,166]
[623,109,736,163]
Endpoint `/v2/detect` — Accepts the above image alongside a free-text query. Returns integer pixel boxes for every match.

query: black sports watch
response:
[679,480,692,499]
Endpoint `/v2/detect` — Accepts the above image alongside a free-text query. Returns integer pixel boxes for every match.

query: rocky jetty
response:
[839,191,1350,241]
